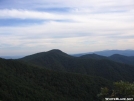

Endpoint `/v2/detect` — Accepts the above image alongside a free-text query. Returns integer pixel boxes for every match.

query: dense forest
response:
[0,49,134,101]
[0,58,112,101]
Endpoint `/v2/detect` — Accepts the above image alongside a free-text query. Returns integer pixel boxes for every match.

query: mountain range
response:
[0,49,134,101]
[20,49,134,82]
[1,49,134,59]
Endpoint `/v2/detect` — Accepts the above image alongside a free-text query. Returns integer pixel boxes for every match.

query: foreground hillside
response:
[21,49,134,82]
[0,58,112,101]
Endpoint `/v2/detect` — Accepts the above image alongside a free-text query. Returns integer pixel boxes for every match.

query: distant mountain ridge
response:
[80,53,134,66]
[20,49,134,82]
[80,53,107,60]
[1,49,134,59]
[73,50,134,57]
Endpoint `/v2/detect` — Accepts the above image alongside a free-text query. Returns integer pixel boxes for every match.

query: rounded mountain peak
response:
[48,49,63,53]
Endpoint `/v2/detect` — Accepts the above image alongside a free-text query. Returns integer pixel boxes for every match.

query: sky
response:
[0,0,134,56]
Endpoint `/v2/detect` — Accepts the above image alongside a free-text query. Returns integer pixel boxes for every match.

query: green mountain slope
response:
[0,58,112,101]
[20,50,134,82]
[80,53,134,66]
[109,54,134,66]
[80,54,108,60]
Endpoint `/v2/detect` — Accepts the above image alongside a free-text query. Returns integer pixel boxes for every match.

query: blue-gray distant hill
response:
[0,56,24,59]
[73,50,134,57]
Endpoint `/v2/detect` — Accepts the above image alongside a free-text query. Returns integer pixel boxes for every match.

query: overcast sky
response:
[0,0,134,56]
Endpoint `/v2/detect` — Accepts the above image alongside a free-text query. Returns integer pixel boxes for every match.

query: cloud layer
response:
[0,0,134,56]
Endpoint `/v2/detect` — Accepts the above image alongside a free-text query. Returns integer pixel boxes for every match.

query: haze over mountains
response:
[0,56,23,59]
[1,49,134,59]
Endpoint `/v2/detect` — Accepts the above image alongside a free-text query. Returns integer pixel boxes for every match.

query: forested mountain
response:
[109,54,134,66]
[20,49,134,82]
[0,58,112,101]
[80,54,107,60]
[79,53,134,66]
